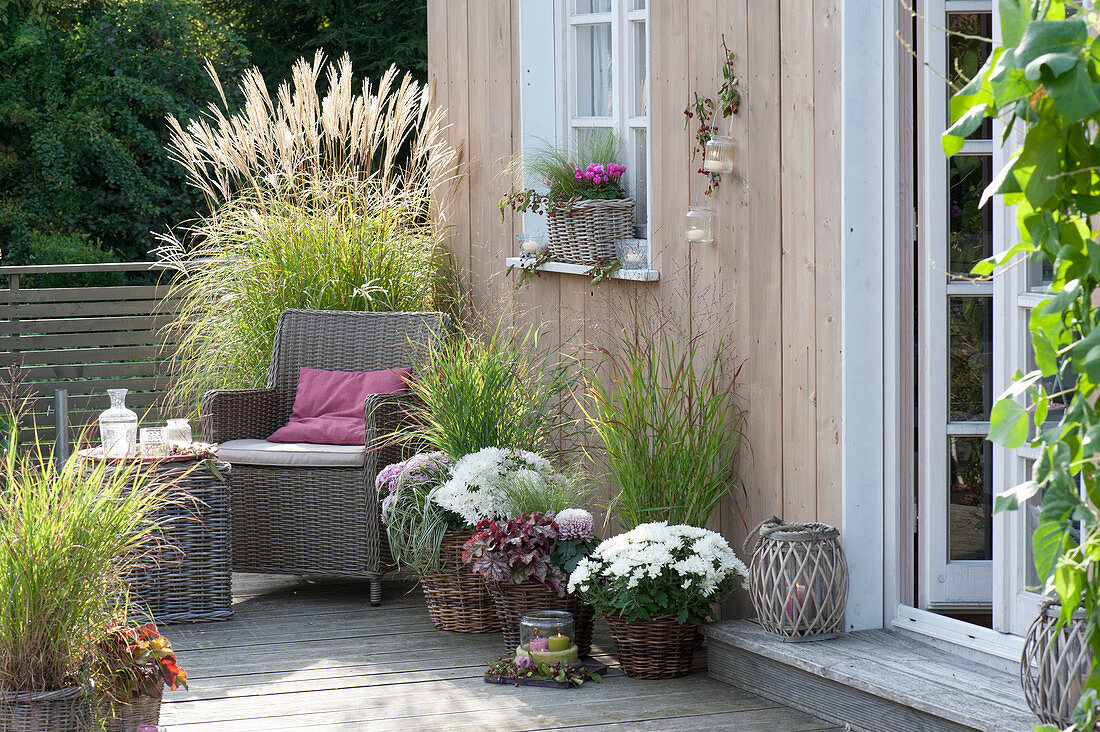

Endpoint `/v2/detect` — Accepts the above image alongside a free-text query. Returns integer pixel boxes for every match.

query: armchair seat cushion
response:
[217,439,367,468]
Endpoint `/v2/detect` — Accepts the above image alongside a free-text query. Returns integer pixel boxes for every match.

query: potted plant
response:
[92,623,187,731]
[462,509,598,655]
[500,131,634,266]
[0,438,173,731]
[569,522,748,679]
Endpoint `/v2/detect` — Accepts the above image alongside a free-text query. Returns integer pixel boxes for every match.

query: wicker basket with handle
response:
[100,694,162,732]
[486,580,596,656]
[547,198,634,265]
[420,530,500,634]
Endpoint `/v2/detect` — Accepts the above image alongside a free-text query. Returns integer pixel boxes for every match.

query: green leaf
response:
[1073,328,1100,383]
[990,398,1029,448]
[942,105,988,157]
[981,150,1023,207]
[1032,521,1071,582]
[1014,20,1088,81]
[971,241,1035,276]
[1044,63,1100,123]
[994,480,1041,513]
[1055,562,1086,615]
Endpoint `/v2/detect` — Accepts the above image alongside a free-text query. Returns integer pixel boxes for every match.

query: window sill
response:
[504,257,660,282]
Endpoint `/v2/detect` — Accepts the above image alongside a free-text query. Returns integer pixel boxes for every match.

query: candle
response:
[623,250,645,266]
[547,633,571,652]
[521,237,539,253]
[686,228,707,243]
[703,157,733,174]
[785,583,810,623]
[528,636,549,653]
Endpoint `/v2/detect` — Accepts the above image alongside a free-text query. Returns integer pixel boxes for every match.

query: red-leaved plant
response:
[93,623,187,702]
[462,512,566,594]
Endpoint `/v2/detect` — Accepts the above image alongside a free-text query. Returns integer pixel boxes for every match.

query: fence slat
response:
[8,299,183,319]
[1,285,173,304]
[0,314,178,336]
[2,344,178,366]
[8,329,177,351]
[18,360,177,381]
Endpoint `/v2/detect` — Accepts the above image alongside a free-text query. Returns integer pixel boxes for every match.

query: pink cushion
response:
[267,367,411,446]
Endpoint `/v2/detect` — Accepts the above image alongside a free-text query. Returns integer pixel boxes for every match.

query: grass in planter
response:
[500,469,590,517]
[0,442,174,691]
[579,313,745,529]
[399,316,580,461]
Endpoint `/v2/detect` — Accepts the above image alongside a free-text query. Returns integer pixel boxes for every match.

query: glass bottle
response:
[98,388,138,459]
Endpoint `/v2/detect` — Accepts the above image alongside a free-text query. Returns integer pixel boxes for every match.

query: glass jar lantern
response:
[617,239,648,270]
[703,134,734,174]
[517,611,577,663]
[515,232,548,258]
[166,418,193,449]
[685,206,715,244]
[98,388,138,459]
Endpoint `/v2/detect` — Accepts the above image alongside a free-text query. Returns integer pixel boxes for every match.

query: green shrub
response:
[7,232,124,288]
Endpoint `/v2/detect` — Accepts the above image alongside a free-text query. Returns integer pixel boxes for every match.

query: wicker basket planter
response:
[1021,600,1091,727]
[99,695,162,732]
[547,198,635,265]
[746,519,848,641]
[486,581,595,656]
[605,614,697,679]
[420,531,499,633]
[0,686,87,731]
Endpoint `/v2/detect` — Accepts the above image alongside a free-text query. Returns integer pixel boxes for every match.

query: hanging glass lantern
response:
[684,206,715,244]
[703,135,734,174]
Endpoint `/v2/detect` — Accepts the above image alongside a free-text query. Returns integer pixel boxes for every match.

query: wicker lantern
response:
[1021,600,1091,727]
[746,518,848,641]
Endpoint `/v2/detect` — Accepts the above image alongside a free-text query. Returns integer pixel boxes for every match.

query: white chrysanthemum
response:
[431,447,559,526]
[555,508,595,540]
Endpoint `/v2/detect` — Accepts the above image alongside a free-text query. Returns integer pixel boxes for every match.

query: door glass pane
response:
[949,155,993,276]
[949,296,993,420]
[631,0,646,9]
[574,0,611,13]
[633,21,647,116]
[576,24,613,117]
[633,128,647,237]
[947,13,993,139]
[949,436,993,561]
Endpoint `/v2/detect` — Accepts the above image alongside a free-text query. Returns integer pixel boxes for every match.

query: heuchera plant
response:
[93,624,187,702]
[944,1,1100,727]
[462,512,567,594]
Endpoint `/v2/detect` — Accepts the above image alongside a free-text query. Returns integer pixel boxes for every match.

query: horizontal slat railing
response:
[1,262,187,447]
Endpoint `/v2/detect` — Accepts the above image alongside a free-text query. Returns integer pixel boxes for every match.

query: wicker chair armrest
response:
[363,392,426,480]
[201,389,280,444]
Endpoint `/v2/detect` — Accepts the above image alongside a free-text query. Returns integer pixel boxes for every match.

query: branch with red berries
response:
[683,36,741,195]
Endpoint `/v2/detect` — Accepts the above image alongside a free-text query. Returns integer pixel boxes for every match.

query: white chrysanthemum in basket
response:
[432,447,554,526]
[568,522,748,623]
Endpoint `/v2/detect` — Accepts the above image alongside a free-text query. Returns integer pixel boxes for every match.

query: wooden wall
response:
[427,0,843,559]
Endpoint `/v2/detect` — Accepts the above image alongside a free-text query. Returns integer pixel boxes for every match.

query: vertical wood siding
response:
[428,0,843,566]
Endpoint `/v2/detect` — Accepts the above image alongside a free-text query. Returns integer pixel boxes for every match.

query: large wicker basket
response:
[420,531,499,633]
[486,580,596,656]
[547,198,634,265]
[1021,600,1091,727]
[605,614,697,679]
[0,687,86,731]
[99,694,162,732]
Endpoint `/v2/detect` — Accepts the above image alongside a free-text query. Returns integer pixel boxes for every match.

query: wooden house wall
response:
[427,0,843,560]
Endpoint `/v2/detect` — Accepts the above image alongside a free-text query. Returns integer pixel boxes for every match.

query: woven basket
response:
[99,694,162,732]
[746,518,848,641]
[547,198,634,265]
[1022,600,1091,727]
[485,580,596,656]
[606,614,697,679]
[0,686,87,732]
[420,531,499,633]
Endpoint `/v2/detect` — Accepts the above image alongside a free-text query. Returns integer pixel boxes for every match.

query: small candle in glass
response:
[617,239,648,270]
[685,206,715,244]
[703,135,734,174]
[139,427,168,458]
[515,233,547,257]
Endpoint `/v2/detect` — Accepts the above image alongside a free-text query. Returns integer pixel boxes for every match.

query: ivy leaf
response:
[989,397,1030,448]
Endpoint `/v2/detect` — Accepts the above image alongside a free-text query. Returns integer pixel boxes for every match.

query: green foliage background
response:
[0,0,428,267]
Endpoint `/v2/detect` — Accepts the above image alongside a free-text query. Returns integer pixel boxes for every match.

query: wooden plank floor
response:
[159,574,844,731]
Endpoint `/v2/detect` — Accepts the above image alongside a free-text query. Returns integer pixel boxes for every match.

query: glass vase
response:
[98,388,138,459]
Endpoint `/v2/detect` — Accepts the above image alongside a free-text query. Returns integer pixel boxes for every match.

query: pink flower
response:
[575,172,582,180]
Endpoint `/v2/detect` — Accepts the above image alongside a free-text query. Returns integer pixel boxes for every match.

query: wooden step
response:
[703,620,1036,732]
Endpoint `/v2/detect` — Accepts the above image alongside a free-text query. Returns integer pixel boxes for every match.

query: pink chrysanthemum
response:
[555,508,595,541]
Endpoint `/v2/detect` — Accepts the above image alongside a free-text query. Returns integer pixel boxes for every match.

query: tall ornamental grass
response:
[400,319,578,461]
[580,322,745,529]
[157,52,461,404]
[0,447,173,691]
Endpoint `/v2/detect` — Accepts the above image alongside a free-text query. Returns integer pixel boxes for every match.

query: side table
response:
[77,450,233,622]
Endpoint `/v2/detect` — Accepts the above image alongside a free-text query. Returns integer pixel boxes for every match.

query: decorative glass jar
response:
[516,610,578,664]
[140,427,168,458]
[515,232,548,258]
[703,135,734,174]
[98,388,138,459]
[166,419,193,449]
[684,206,715,244]
[617,239,648,270]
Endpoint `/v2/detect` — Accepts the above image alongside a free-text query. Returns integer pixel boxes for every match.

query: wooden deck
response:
[160,574,845,731]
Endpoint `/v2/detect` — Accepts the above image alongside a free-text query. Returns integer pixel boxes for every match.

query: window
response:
[565,0,650,237]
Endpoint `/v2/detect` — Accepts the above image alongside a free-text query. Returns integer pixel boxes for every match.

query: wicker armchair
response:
[201,309,446,605]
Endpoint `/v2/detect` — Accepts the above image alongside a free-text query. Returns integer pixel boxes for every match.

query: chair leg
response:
[370,578,382,606]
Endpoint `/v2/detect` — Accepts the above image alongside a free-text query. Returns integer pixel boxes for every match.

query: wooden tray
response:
[76,443,217,465]
[484,663,608,689]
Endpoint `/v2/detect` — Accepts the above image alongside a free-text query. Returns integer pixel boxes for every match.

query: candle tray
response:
[484,662,608,689]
